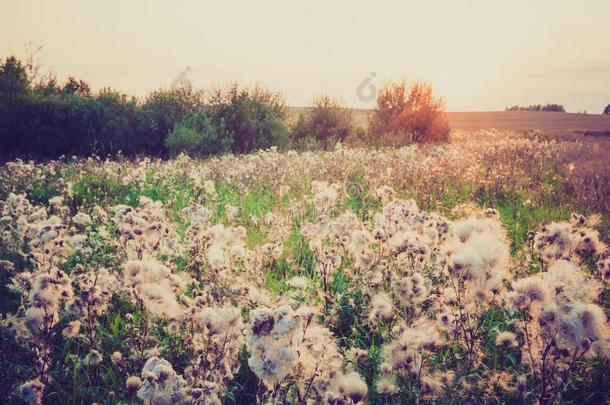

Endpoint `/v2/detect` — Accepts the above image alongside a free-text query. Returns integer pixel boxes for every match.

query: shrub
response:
[165,126,201,155]
[368,81,450,145]
[83,89,142,156]
[208,84,288,153]
[603,104,610,115]
[140,83,205,155]
[165,111,232,156]
[291,95,354,149]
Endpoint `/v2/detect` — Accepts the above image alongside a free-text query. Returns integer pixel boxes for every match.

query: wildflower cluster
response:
[0,131,608,403]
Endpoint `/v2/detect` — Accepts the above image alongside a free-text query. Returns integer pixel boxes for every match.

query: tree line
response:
[0,55,450,160]
[505,104,566,112]
[506,104,610,114]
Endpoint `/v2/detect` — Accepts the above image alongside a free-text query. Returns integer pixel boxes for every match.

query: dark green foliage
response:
[0,57,289,160]
[0,262,21,315]
[0,60,142,159]
[165,111,233,156]
[332,289,367,346]
[291,96,354,150]
[0,328,38,403]
[208,84,289,154]
[140,84,205,155]
[0,56,29,96]
[225,346,259,404]
[79,89,142,156]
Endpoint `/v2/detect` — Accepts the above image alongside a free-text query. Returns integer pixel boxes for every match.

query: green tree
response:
[165,111,232,156]
[0,56,31,157]
[208,84,288,153]
[291,95,354,149]
[0,56,29,96]
[140,83,205,154]
[62,76,91,96]
[85,88,141,155]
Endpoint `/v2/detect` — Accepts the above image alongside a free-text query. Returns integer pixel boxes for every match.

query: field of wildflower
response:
[1,130,609,404]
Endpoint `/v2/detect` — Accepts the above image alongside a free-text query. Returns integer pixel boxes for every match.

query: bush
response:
[83,89,142,155]
[165,111,232,156]
[165,126,201,155]
[291,96,354,149]
[208,84,288,153]
[140,84,205,155]
[603,104,610,115]
[368,81,450,145]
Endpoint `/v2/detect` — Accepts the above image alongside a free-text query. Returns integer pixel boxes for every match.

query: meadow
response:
[1,130,609,404]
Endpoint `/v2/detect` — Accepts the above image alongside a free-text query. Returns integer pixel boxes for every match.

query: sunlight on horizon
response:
[2,0,610,112]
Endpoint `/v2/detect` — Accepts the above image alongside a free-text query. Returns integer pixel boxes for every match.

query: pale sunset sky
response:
[2,0,610,112]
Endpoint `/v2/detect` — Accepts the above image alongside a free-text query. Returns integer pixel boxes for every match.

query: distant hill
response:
[288,108,610,132]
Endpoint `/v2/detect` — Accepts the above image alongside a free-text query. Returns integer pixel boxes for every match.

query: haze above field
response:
[2,0,610,113]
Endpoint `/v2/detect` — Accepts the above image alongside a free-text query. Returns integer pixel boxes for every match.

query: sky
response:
[2,0,610,112]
